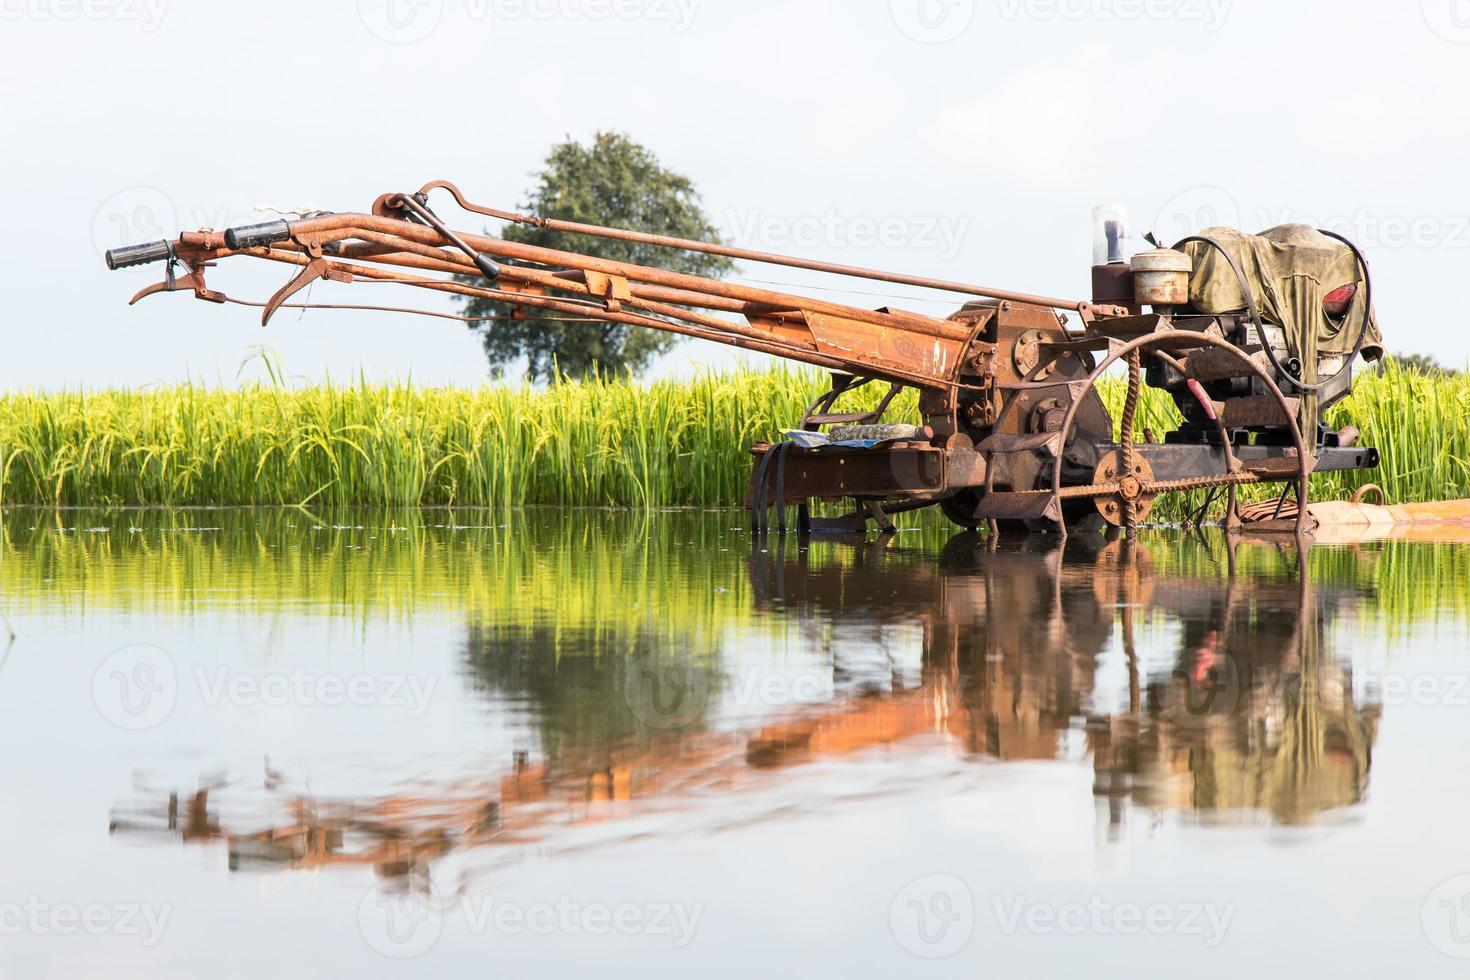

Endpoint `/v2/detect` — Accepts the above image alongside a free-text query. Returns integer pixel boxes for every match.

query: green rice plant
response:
[0,365,1464,512]
[0,368,807,508]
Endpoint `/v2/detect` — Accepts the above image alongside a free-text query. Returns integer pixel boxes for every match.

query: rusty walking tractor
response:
[107,183,1392,537]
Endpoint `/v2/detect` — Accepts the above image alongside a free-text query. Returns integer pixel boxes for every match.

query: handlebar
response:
[224,220,291,251]
[104,240,172,270]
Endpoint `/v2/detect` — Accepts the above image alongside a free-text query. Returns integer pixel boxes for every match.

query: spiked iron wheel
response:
[1045,333,1316,537]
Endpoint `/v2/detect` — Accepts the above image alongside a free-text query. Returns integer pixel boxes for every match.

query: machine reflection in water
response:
[110,533,1379,885]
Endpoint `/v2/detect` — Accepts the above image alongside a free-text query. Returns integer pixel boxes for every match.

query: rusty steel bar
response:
[232,245,960,387]
[255,248,783,354]
[285,212,976,345]
[331,243,770,315]
[415,179,1096,314]
[184,209,980,387]
[162,194,993,390]
[216,296,598,325]
[329,240,789,318]
[283,239,960,385]
[328,241,798,317]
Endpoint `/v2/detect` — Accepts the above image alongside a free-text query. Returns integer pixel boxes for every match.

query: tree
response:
[459,132,734,381]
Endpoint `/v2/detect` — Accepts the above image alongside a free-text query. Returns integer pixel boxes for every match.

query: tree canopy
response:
[1385,352,1461,376]
[460,132,734,381]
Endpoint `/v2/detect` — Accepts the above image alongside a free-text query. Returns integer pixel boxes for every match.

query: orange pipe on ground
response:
[1307,498,1470,544]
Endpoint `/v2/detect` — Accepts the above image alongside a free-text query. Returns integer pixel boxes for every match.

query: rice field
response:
[0,362,1466,517]
[0,366,815,509]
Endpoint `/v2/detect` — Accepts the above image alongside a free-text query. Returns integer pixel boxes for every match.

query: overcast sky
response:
[2,0,1466,391]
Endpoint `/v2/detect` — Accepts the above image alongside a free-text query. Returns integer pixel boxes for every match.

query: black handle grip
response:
[473,253,502,282]
[105,240,172,270]
[224,220,291,251]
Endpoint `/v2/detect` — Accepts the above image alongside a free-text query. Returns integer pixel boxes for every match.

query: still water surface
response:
[2,510,1470,977]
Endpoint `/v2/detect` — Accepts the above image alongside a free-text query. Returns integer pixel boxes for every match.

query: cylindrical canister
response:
[1130,247,1192,308]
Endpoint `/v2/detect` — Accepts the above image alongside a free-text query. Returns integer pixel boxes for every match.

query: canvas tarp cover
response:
[1182,224,1384,434]
[1183,225,1382,361]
